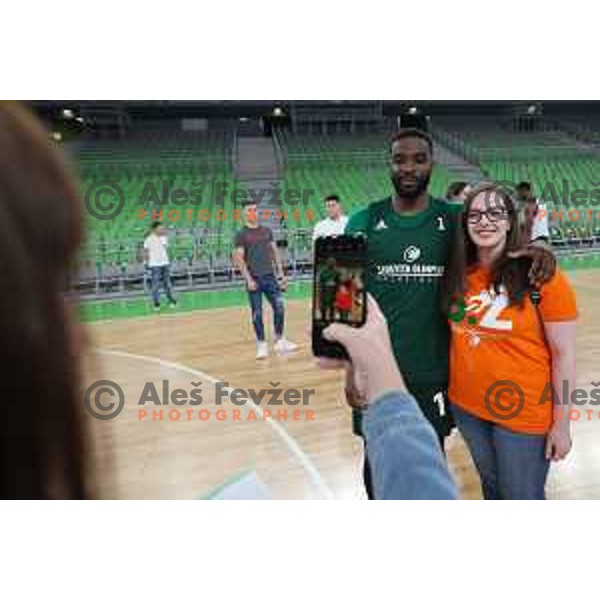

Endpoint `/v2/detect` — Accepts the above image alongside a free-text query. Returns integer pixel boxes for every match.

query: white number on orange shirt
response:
[478,292,512,331]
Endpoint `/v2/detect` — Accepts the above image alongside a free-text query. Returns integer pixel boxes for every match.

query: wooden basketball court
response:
[82,269,600,499]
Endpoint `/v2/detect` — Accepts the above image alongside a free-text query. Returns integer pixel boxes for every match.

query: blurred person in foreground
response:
[0,101,92,499]
[322,295,457,500]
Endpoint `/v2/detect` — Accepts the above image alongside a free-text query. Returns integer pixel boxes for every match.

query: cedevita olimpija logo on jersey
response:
[403,245,421,263]
[374,244,443,281]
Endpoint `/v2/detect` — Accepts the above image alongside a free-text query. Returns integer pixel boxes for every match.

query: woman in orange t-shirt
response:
[444,182,577,500]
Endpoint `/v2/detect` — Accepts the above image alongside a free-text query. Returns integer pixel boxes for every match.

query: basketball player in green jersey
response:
[344,128,556,498]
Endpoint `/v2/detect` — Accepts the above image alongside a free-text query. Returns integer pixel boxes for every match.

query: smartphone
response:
[312,234,367,359]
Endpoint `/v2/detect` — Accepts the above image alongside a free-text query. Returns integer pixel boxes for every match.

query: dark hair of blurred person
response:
[0,102,90,499]
[445,181,468,203]
[516,181,533,199]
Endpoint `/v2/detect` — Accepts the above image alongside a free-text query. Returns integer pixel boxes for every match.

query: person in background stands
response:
[313,194,349,240]
[233,201,298,359]
[516,181,549,243]
[445,181,468,204]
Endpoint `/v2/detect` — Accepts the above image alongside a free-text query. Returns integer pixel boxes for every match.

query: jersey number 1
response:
[433,391,446,417]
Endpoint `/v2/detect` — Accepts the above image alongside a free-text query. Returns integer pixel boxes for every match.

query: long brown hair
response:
[442,181,531,314]
[0,102,88,498]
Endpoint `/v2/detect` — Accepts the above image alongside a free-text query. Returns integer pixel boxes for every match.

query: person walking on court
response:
[232,201,297,359]
[144,221,177,311]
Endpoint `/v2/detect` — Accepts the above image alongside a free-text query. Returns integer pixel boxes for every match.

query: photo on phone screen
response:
[312,235,367,358]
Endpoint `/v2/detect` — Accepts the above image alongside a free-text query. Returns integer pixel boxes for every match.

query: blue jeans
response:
[451,404,550,500]
[150,265,176,307]
[247,274,284,342]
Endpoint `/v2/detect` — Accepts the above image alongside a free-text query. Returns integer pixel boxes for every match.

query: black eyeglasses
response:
[466,209,508,224]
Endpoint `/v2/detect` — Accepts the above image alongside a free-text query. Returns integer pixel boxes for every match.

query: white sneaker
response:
[256,342,269,360]
[274,338,298,355]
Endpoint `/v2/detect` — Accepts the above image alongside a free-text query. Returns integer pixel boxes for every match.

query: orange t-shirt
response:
[448,266,577,434]
[335,286,353,311]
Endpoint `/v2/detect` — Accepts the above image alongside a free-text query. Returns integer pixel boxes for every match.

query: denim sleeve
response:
[363,391,458,500]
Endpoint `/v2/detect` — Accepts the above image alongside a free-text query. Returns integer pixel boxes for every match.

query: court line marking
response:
[95,348,334,500]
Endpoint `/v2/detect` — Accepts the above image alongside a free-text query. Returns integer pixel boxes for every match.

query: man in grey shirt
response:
[232,201,297,359]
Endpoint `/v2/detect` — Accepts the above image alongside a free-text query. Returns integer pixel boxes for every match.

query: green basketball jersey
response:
[346,196,461,389]
[319,264,339,291]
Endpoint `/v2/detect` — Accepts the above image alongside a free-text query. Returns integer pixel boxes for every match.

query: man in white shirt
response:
[312,195,349,241]
[143,222,177,310]
[517,181,550,242]
[530,199,550,241]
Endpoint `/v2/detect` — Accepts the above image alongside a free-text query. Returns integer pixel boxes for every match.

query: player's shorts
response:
[352,382,455,439]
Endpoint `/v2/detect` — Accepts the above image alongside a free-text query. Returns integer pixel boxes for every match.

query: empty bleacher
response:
[75,129,241,296]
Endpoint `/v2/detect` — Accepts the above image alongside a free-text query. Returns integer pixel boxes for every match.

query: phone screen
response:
[312,235,367,358]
